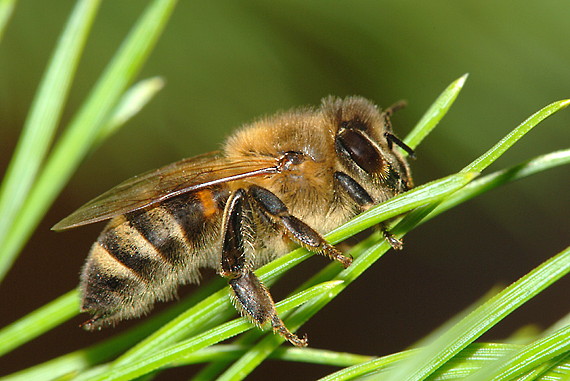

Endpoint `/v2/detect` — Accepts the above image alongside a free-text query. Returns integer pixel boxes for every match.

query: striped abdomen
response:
[80,186,229,329]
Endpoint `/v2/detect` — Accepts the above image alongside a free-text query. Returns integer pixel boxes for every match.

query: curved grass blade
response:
[95,76,165,145]
[392,99,570,276]
[173,345,373,368]
[372,101,570,381]
[384,246,570,381]
[73,281,344,381]
[404,73,468,151]
[0,0,177,283]
[319,343,518,381]
[466,325,570,381]
[534,352,570,381]
[0,290,78,358]
[191,235,382,381]
[320,335,570,380]
[0,81,166,361]
[0,278,224,381]
[215,240,392,381]
[0,0,101,281]
[462,99,570,173]
[435,149,570,216]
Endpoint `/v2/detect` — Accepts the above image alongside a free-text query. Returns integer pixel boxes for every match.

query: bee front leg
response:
[248,185,352,268]
[334,171,404,250]
[220,188,308,347]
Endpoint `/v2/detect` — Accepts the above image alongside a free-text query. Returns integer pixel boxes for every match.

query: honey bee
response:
[53,96,414,347]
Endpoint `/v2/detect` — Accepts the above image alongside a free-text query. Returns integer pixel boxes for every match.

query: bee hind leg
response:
[79,314,108,330]
[380,223,404,250]
[228,271,308,347]
[220,188,308,347]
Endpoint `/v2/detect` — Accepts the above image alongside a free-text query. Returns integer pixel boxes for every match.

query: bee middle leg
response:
[220,188,308,347]
[248,185,352,268]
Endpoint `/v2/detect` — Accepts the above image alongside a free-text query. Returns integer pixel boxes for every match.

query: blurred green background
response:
[0,1,568,379]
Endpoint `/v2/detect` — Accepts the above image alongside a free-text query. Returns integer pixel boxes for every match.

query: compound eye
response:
[336,129,384,174]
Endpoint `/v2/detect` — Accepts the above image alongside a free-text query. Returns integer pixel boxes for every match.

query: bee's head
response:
[323,96,413,192]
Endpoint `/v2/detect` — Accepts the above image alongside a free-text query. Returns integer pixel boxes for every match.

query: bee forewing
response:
[52,151,277,231]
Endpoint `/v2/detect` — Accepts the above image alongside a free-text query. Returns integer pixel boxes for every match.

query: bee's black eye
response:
[336,129,383,174]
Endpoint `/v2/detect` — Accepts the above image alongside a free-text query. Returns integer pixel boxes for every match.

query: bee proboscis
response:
[54,96,413,347]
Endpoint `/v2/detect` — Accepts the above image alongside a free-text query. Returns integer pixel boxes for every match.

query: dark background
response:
[0,1,568,379]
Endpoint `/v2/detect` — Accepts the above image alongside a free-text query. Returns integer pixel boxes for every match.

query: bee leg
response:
[334,171,404,250]
[248,185,352,268]
[220,188,308,347]
[380,226,404,250]
[228,270,308,347]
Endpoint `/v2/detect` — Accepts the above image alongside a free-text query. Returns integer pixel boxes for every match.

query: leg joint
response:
[249,185,288,216]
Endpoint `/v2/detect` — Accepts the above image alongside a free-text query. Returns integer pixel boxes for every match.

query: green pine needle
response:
[0,0,101,281]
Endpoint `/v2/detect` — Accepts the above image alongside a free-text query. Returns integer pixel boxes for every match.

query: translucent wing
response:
[53,151,278,231]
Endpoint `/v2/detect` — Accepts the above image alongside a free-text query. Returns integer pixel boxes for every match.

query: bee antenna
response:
[384,100,407,116]
[382,101,415,159]
[385,132,416,159]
